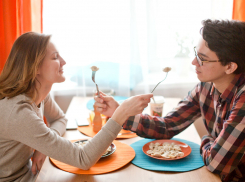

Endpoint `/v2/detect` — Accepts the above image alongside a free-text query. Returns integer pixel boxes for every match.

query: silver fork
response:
[151,72,169,93]
[150,72,169,103]
[117,132,134,136]
[92,71,100,98]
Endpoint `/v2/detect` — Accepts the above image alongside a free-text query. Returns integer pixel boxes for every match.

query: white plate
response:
[74,139,116,158]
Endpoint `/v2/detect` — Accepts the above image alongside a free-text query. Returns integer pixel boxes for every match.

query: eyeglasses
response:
[194,47,220,66]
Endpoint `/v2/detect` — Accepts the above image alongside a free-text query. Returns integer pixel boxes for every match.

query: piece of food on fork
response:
[91,66,100,98]
[91,66,99,72]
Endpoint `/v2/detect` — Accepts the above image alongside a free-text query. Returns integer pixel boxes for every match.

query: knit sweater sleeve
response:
[7,102,122,170]
[43,94,67,136]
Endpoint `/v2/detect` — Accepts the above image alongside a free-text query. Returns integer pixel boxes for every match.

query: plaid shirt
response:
[123,73,245,182]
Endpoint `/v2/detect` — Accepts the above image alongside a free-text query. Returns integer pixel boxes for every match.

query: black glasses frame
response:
[194,47,220,66]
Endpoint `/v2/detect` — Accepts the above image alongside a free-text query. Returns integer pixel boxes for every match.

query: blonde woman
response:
[0,32,153,182]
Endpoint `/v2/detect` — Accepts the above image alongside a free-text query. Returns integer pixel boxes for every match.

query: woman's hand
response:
[94,92,120,117]
[31,150,46,175]
[112,93,153,125]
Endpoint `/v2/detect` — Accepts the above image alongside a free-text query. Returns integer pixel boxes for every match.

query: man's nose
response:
[192,57,199,66]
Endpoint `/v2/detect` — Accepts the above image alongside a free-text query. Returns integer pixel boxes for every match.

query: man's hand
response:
[31,150,46,175]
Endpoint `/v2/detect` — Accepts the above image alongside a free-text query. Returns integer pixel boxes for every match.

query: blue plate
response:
[86,96,128,110]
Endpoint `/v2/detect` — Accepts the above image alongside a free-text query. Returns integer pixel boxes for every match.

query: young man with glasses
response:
[94,19,245,182]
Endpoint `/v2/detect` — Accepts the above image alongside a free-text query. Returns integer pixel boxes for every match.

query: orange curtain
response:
[0,0,43,73]
[233,0,245,21]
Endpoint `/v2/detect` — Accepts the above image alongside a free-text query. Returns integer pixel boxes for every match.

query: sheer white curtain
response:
[43,0,233,98]
[129,0,233,98]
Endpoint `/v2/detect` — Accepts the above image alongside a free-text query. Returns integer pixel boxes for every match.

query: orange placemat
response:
[49,140,135,174]
[77,119,137,139]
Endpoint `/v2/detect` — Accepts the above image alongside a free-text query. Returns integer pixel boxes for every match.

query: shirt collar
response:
[210,74,244,104]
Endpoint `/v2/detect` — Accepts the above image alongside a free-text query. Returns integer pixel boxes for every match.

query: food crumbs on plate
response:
[147,142,184,159]
[76,140,112,156]
[91,66,99,72]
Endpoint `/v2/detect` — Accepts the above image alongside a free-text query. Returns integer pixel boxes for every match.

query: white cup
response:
[150,96,165,117]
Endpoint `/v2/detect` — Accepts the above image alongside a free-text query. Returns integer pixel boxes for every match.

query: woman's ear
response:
[225,62,238,74]
[36,68,40,75]
[36,65,41,75]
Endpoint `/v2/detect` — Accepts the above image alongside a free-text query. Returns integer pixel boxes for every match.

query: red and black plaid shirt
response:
[123,73,245,181]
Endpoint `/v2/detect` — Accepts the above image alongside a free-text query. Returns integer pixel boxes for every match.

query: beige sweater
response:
[0,94,122,182]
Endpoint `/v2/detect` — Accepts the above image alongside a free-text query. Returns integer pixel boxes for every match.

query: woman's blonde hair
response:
[0,32,51,101]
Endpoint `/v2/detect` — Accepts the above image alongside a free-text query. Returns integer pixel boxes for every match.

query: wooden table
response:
[36,97,221,182]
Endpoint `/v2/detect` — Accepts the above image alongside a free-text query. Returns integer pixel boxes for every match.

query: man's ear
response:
[225,62,238,74]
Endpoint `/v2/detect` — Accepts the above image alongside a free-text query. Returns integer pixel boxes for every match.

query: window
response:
[43,0,233,98]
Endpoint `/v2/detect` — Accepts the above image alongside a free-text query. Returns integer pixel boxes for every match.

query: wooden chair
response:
[193,117,207,138]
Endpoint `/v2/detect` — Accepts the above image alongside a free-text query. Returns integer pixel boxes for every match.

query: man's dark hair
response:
[201,19,245,74]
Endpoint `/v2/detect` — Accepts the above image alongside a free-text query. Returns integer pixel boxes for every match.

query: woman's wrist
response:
[111,108,128,126]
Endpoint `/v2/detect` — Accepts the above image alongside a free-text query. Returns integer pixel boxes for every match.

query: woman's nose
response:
[60,56,66,66]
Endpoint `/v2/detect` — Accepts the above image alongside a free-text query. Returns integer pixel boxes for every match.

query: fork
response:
[117,131,134,136]
[92,71,100,98]
[150,72,169,103]
[151,72,169,93]
[150,67,171,103]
